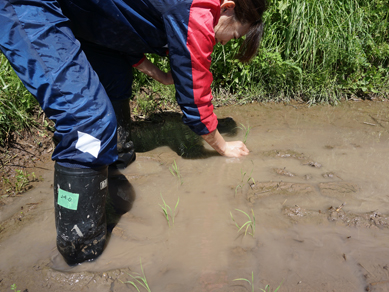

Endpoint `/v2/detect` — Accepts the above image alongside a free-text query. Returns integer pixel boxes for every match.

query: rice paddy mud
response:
[1,100,389,292]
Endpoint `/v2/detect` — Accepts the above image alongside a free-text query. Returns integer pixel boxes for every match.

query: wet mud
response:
[1,101,389,292]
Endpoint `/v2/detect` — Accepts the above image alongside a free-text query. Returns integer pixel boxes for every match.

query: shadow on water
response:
[131,112,238,159]
[106,168,136,233]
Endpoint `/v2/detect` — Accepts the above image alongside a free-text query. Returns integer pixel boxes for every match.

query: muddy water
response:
[1,101,389,292]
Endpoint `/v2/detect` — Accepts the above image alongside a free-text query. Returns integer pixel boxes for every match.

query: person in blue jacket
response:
[0,0,266,265]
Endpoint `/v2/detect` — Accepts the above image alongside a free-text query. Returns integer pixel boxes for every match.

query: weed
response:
[121,258,151,292]
[169,160,183,185]
[230,209,256,237]
[237,123,252,144]
[159,194,179,228]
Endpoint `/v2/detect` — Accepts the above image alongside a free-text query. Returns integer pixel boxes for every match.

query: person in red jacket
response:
[0,0,267,264]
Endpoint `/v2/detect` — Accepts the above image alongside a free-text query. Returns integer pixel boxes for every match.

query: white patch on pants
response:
[75,131,101,158]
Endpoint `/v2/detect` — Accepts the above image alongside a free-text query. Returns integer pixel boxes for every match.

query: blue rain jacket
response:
[0,0,221,167]
[58,0,221,135]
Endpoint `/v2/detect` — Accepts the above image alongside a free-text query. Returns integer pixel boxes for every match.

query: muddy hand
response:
[223,141,249,157]
[202,130,249,158]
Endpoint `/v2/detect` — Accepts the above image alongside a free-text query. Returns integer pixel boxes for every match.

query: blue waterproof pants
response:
[0,0,124,168]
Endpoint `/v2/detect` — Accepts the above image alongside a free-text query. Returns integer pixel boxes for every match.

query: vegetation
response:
[1,0,388,141]
[235,167,255,196]
[230,208,256,237]
[0,54,38,146]
[237,123,252,144]
[234,273,282,292]
[211,0,389,103]
[121,258,152,292]
[169,160,183,185]
[10,284,21,292]
[159,194,180,228]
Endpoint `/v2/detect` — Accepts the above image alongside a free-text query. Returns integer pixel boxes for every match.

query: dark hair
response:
[234,0,267,63]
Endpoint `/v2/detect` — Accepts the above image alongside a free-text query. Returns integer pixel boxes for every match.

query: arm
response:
[202,129,249,157]
[134,57,174,85]
[164,1,248,157]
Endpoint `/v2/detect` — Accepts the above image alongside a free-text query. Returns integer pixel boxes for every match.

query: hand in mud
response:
[223,141,249,157]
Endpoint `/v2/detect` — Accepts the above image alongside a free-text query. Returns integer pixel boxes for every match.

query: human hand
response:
[222,141,249,157]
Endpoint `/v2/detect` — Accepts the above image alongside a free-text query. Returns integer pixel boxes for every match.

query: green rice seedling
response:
[230,208,255,237]
[169,159,183,185]
[10,284,21,292]
[234,272,255,292]
[237,123,251,144]
[159,194,179,228]
[121,258,151,292]
[234,272,282,292]
[235,168,255,196]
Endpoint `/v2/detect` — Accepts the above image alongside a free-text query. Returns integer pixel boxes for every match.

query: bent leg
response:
[81,41,136,168]
[0,0,117,168]
[0,1,115,264]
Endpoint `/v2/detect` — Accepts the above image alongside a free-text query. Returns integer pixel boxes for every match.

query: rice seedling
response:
[234,272,255,292]
[234,272,282,292]
[159,194,179,228]
[169,159,183,185]
[235,168,255,196]
[230,208,256,237]
[237,123,252,144]
[121,258,151,292]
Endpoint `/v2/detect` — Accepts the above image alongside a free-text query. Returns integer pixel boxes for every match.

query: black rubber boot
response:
[54,162,108,265]
[111,99,136,169]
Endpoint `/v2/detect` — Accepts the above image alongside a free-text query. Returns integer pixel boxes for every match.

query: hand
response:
[202,129,249,158]
[222,141,249,157]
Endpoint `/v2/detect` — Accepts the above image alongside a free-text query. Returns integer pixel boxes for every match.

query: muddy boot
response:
[111,99,136,169]
[54,162,108,265]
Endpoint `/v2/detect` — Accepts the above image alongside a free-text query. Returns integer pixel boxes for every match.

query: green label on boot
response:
[58,188,79,210]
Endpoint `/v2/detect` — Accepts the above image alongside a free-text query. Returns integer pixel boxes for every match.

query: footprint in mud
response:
[273,167,296,177]
[263,149,322,168]
[322,172,341,179]
[282,204,389,229]
[246,181,316,204]
[318,181,359,199]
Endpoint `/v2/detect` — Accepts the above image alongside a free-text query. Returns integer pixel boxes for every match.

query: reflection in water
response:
[106,168,136,235]
[131,113,238,159]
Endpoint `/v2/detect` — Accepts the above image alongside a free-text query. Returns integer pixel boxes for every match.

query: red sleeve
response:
[186,0,220,133]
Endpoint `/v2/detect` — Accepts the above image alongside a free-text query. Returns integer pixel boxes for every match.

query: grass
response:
[169,160,183,185]
[234,272,282,292]
[159,194,179,228]
[2,169,39,196]
[230,209,256,237]
[1,0,388,148]
[121,258,151,292]
[0,55,38,146]
[130,0,388,105]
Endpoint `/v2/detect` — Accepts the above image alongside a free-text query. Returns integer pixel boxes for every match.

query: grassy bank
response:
[1,0,388,143]
[0,55,38,145]
[211,0,389,104]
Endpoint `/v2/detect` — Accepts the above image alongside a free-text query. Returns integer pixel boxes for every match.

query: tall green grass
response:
[0,0,388,140]
[0,55,37,145]
[211,0,389,103]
